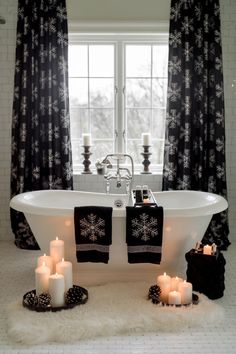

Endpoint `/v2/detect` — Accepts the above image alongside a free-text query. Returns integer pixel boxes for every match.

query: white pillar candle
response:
[141,133,151,146]
[157,272,171,303]
[49,273,65,307]
[203,244,212,255]
[168,290,181,305]
[37,253,54,274]
[50,237,65,267]
[35,262,50,295]
[82,133,91,146]
[170,276,183,291]
[56,258,73,292]
[178,280,193,305]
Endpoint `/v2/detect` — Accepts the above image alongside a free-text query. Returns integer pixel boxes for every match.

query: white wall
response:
[0,0,235,243]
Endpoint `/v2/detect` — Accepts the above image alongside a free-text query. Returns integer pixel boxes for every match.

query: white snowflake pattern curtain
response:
[10,0,73,249]
[163,0,230,249]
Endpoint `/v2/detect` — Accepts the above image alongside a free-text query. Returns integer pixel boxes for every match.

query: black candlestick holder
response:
[81,145,92,174]
[141,145,152,174]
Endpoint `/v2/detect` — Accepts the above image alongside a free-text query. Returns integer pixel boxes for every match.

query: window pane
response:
[90,78,114,108]
[126,45,151,77]
[89,45,114,77]
[126,140,142,165]
[91,109,114,139]
[152,78,167,108]
[152,109,166,139]
[126,79,151,108]
[70,108,89,135]
[71,139,81,167]
[153,45,168,77]
[92,141,114,162]
[68,45,88,77]
[126,109,151,139]
[69,78,88,107]
[151,140,165,165]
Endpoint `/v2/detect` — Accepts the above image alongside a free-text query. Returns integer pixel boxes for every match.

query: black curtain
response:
[11,0,73,249]
[163,0,230,249]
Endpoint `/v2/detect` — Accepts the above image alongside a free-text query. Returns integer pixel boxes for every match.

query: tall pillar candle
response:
[157,272,171,303]
[49,273,65,307]
[35,262,50,295]
[178,280,193,305]
[56,258,73,292]
[37,253,53,274]
[170,276,183,291]
[50,237,64,267]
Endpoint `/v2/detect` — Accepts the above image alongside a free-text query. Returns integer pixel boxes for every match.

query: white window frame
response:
[69,31,168,174]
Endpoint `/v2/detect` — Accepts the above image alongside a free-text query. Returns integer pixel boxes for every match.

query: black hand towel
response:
[74,206,112,263]
[126,206,163,264]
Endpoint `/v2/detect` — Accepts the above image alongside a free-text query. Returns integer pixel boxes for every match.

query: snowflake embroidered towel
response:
[126,206,163,264]
[74,206,113,263]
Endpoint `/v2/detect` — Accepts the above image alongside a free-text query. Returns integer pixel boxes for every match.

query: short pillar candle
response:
[56,258,73,292]
[50,237,65,266]
[168,290,181,305]
[203,244,212,255]
[157,272,171,303]
[49,273,65,307]
[82,133,91,146]
[142,133,151,146]
[35,262,50,295]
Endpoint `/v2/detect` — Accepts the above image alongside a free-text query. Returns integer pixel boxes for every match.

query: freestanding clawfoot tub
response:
[10,190,228,284]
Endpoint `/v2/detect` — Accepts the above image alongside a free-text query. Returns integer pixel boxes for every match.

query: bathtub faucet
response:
[103,154,134,195]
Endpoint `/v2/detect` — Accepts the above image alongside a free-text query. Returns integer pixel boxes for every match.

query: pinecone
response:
[38,293,51,308]
[25,291,38,307]
[148,285,161,304]
[65,286,84,305]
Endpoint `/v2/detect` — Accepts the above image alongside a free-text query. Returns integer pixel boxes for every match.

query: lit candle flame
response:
[43,253,46,257]
[42,261,46,266]
[56,237,59,240]
[62,258,64,262]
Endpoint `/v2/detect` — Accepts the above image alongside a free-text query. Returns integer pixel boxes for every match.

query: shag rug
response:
[6,282,224,345]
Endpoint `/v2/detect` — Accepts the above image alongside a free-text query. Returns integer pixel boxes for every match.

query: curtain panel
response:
[11,0,73,249]
[163,0,230,249]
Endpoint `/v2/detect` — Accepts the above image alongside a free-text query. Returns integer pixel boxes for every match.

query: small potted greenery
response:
[95,159,106,175]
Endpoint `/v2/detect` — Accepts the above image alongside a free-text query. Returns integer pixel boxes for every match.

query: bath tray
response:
[131,189,158,207]
[23,285,88,312]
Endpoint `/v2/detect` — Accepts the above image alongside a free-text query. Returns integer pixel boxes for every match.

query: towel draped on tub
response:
[126,205,164,264]
[74,206,113,263]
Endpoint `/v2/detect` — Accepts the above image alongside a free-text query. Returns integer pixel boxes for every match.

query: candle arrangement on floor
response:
[147,272,198,306]
[23,237,88,312]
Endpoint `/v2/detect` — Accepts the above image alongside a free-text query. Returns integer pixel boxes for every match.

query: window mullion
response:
[116,40,124,154]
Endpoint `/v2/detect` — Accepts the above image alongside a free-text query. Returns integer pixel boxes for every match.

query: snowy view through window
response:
[68,40,168,170]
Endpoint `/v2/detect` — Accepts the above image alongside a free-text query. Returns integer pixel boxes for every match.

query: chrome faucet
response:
[103,154,134,195]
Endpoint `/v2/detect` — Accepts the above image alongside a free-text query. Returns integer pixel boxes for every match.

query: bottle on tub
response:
[142,185,150,203]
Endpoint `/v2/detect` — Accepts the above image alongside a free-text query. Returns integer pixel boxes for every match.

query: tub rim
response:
[10,189,228,218]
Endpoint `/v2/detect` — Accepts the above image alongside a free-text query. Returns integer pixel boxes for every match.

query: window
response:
[68,34,168,172]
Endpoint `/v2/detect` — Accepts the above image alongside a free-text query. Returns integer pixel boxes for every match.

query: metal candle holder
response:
[81,145,92,174]
[141,145,152,174]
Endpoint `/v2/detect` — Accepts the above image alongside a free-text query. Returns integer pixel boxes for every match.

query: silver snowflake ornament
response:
[80,213,105,242]
[131,213,158,242]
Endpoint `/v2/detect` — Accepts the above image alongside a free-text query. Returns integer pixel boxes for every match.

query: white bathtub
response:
[10,190,228,284]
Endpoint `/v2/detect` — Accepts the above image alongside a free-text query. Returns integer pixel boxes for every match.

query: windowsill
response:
[73,169,163,177]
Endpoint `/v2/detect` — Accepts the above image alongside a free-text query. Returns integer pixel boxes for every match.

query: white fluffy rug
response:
[6,282,224,345]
